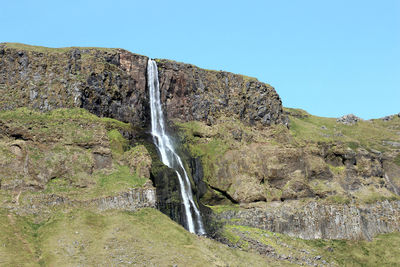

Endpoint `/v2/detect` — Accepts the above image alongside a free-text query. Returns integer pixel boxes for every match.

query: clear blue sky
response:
[1,0,399,119]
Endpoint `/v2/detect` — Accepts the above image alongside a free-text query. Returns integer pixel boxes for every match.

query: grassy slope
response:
[1,42,118,53]
[220,223,400,267]
[2,205,400,267]
[0,108,149,202]
[0,208,288,267]
[286,108,400,152]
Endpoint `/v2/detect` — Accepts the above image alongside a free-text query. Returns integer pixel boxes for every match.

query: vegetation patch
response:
[206,204,240,214]
[285,107,400,152]
[328,165,346,175]
[394,153,400,167]
[107,129,129,155]
[219,222,400,266]
[41,165,148,201]
[0,208,281,266]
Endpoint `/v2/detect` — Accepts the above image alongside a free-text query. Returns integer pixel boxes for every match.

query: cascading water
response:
[147,59,205,235]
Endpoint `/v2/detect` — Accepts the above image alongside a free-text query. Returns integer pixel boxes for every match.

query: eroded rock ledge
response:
[212,200,400,240]
[4,188,156,216]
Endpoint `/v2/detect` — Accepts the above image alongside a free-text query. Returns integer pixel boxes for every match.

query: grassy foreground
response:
[0,208,289,267]
[2,206,399,266]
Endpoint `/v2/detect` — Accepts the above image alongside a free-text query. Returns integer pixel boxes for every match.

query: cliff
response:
[1,42,400,265]
[0,43,286,127]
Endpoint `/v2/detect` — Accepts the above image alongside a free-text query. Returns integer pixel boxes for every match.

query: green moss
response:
[352,185,400,204]
[326,195,351,204]
[96,165,147,192]
[206,204,240,214]
[107,129,128,154]
[175,121,230,183]
[0,108,130,131]
[41,164,148,201]
[328,165,346,175]
[394,153,400,167]
[348,141,360,150]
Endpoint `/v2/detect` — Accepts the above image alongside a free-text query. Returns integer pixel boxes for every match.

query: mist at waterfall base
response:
[147,59,205,235]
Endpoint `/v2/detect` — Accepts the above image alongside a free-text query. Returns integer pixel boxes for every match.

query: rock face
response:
[176,108,400,239]
[181,119,399,205]
[0,43,287,127]
[0,107,157,220]
[156,59,288,126]
[212,200,400,240]
[6,188,156,216]
[0,44,149,127]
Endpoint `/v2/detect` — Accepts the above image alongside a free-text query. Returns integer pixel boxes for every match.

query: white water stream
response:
[147,59,205,235]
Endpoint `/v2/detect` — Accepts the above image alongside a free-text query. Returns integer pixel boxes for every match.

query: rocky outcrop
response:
[0,44,149,126]
[336,114,362,125]
[212,200,400,240]
[182,118,398,205]
[5,188,156,216]
[156,59,287,126]
[0,108,157,219]
[0,43,286,127]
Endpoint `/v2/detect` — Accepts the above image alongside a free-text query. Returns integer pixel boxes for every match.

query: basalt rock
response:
[0,44,149,127]
[211,200,400,240]
[0,43,287,128]
[156,59,288,126]
[5,188,156,216]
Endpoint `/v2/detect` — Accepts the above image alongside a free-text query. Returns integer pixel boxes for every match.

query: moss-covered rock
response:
[0,108,154,208]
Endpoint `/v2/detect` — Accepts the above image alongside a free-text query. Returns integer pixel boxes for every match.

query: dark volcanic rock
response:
[0,44,149,127]
[156,59,288,126]
[0,43,287,128]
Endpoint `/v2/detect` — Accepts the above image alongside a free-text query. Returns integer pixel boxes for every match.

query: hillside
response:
[0,43,399,266]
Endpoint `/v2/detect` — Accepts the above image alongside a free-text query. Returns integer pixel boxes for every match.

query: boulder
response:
[336,114,362,125]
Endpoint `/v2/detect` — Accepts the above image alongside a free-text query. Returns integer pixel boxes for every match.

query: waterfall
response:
[147,59,205,235]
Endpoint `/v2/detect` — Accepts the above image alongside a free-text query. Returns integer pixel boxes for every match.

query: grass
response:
[0,107,130,131]
[0,107,150,201]
[1,42,148,59]
[220,223,400,266]
[1,42,117,53]
[0,208,287,267]
[394,153,400,167]
[107,129,129,154]
[206,204,240,214]
[175,120,230,183]
[352,185,400,204]
[328,165,346,175]
[0,209,39,266]
[305,233,400,266]
[96,165,148,194]
[41,165,148,201]
[285,107,400,152]
[0,108,130,149]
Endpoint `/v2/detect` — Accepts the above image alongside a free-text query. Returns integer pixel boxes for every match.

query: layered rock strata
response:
[212,200,400,240]
[0,43,286,127]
